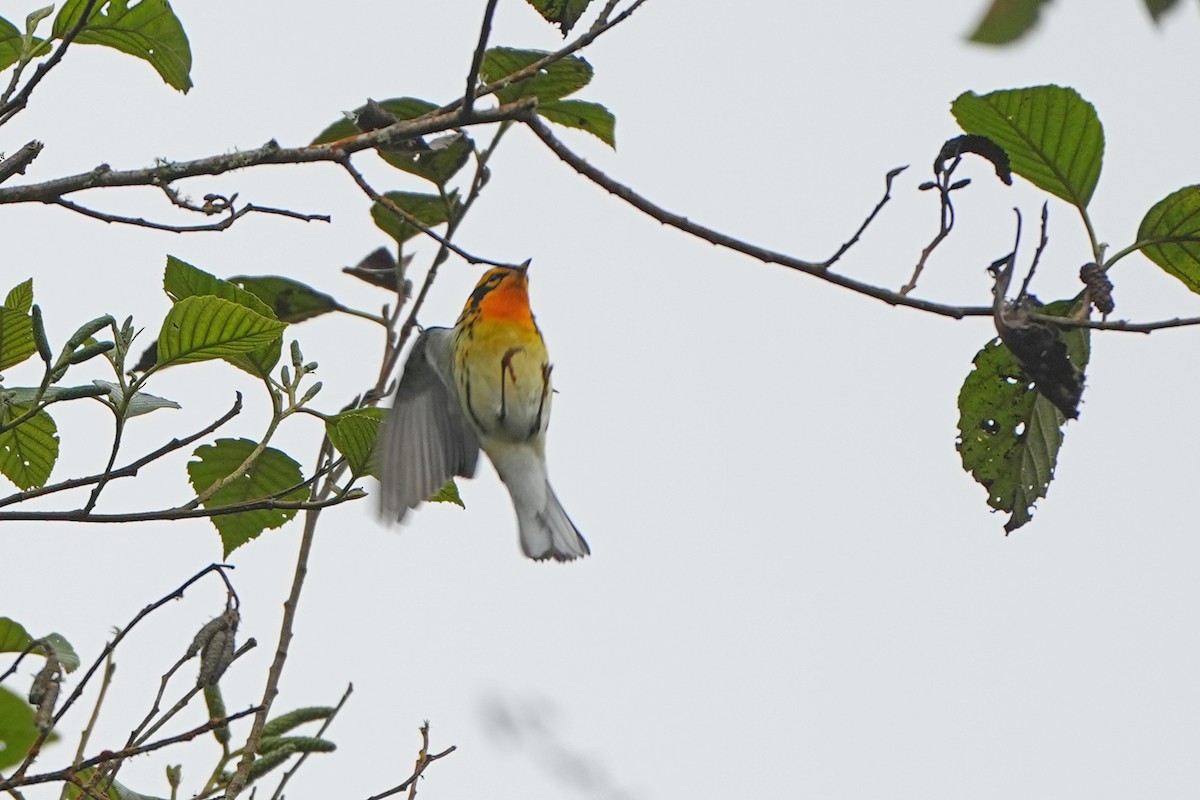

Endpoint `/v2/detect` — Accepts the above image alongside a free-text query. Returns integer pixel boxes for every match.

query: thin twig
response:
[70,656,116,767]
[0,707,262,791]
[52,197,330,232]
[462,0,502,116]
[6,566,235,781]
[522,112,994,320]
[823,165,907,270]
[0,0,99,126]
[0,394,242,509]
[221,491,328,800]
[364,724,456,800]
[338,159,520,270]
[1018,202,1050,300]
[0,490,361,522]
[435,0,650,116]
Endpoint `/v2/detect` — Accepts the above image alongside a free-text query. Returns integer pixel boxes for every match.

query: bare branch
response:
[0,102,534,206]
[0,706,262,791]
[0,490,362,523]
[522,112,994,320]
[0,393,243,509]
[463,0,502,116]
[53,197,330,233]
[0,141,44,185]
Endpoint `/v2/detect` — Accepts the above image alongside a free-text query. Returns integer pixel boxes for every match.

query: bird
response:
[378,262,590,561]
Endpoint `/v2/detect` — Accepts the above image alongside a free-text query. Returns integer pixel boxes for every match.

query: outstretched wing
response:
[378,327,480,522]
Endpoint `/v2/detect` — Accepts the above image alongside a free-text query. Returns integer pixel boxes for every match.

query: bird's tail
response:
[491,447,590,562]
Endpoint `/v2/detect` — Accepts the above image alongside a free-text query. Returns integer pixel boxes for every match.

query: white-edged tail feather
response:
[490,446,589,562]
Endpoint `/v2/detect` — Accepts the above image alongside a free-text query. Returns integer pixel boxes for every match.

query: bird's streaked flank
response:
[378,263,589,561]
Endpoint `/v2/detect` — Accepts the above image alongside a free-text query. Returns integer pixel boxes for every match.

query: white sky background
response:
[4,1,1200,798]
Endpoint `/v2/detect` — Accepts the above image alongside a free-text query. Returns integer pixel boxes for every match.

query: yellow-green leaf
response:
[1137,185,1200,293]
[952,85,1103,210]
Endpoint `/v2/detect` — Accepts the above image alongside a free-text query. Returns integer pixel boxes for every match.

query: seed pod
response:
[1079,262,1114,315]
[31,305,52,363]
[68,341,115,365]
[262,706,336,737]
[203,684,230,744]
[194,607,239,687]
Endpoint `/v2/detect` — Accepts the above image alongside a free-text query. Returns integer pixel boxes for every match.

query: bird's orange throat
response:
[465,270,537,326]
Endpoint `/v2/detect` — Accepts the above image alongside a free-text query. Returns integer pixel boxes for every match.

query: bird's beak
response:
[516,259,532,274]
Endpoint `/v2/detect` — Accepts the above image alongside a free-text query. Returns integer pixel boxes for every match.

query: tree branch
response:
[521,111,994,320]
[0,102,534,205]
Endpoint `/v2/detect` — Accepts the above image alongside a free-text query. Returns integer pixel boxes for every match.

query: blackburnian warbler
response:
[378,263,590,561]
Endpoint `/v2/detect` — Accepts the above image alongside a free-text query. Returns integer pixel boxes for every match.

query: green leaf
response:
[187,438,309,556]
[0,306,35,371]
[1144,0,1181,23]
[538,99,615,147]
[53,0,192,92]
[228,276,340,323]
[5,280,33,314]
[480,47,593,104]
[429,479,464,508]
[92,380,181,417]
[0,617,33,653]
[325,408,387,477]
[957,319,1088,533]
[311,97,438,145]
[0,402,58,489]
[966,0,1049,45]
[164,257,275,317]
[1136,185,1200,293]
[163,257,283,378]
[155,296,285,370]
[370,190,460,244]
[952,85,1103,209]
[0,620,77,672]
[0,685,38,769]
[0,16,50,71]
[525,0,593,35]
[37,632,80,672]
[380,133,474,186]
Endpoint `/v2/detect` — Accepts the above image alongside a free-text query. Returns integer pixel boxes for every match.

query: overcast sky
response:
[5,1,1200,798]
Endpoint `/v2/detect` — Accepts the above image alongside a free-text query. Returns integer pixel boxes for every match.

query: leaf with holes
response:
[480,48,593,104]
[155,296,285,370]
[53,0,192,91]
[957,315,1088,533]
[538,99,615,147]
[0,402,58,489]
[187,438,310,556]
[325,408,387,477]
[952,85,1103,209]
[1137,185,1200,293]
[371,191,460,244]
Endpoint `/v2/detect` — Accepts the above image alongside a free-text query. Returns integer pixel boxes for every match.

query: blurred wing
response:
[378,327,480,522]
